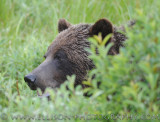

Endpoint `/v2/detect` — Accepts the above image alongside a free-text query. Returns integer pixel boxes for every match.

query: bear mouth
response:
[37,90,50,99]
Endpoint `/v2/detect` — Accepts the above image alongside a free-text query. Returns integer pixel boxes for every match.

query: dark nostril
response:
[24,74,36,83]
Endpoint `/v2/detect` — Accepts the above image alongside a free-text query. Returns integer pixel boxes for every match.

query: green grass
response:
[0,0,160,122]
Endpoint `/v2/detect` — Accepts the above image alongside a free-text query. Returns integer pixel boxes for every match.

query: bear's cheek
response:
[52,59,73,82]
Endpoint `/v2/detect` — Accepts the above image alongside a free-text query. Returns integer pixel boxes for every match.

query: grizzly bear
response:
[24,18,134,93]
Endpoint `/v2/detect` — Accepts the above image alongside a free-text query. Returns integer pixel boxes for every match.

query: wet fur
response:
[25,18,134,91]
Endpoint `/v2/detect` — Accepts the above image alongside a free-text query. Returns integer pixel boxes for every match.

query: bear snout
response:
[24,74,37,90]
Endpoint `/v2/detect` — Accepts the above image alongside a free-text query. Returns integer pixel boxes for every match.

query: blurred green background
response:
[0,0,135,97]
[0,0,160,122]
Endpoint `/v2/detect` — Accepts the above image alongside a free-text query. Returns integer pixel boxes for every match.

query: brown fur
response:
[46,23,93,85]
[46,18,127,85]
[24,18,133,91]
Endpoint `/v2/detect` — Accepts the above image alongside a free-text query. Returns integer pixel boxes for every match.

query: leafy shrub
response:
[0,0,160,122]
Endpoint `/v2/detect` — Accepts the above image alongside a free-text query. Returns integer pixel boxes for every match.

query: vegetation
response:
[0,0,159,121]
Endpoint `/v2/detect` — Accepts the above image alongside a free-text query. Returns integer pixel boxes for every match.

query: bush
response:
[0,0,160,122]
[87,14,160,115]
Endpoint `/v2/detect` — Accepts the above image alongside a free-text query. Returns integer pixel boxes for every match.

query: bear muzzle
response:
[24,74,37,90]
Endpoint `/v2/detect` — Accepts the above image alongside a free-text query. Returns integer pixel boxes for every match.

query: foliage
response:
[0,0,159,121]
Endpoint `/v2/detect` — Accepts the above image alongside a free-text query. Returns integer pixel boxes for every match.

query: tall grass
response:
[0,0,131,98]
[0,0,160,122]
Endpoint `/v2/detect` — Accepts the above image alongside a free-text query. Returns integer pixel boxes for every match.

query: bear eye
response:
[54,54,61,60]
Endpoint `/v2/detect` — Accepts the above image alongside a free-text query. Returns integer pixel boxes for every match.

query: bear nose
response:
[24,74,37,90]
[24,74,36,83]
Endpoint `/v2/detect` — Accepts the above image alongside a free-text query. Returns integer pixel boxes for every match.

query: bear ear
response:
[90,18,113,40]
[58,19,71,33]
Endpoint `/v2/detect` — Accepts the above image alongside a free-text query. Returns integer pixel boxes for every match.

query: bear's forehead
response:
[47,24,91,55]
[56,23,91,42]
